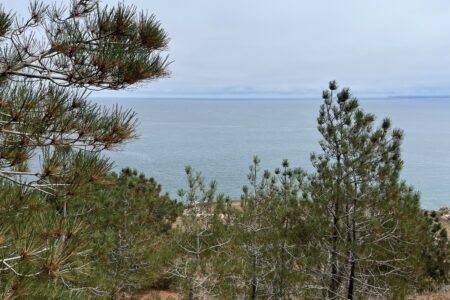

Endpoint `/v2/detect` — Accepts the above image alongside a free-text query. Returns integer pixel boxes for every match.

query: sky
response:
[5,0,450,98]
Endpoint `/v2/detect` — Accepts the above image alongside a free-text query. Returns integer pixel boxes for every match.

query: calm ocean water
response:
[94,97,450,210]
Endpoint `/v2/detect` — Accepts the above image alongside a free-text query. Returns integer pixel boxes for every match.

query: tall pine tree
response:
[308,81,425,299]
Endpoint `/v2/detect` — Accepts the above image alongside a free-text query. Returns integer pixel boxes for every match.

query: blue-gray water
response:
[94,97,450,210]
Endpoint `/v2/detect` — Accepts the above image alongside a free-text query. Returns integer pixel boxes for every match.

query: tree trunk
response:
[189,287,194,300]
[251,253,257,300]
[347,255,356,300]
[328,197,340,299]
[329,155,342,299]
[347,191,357,300]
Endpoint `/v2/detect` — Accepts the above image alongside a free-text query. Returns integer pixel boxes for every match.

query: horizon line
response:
[89,94,450,100]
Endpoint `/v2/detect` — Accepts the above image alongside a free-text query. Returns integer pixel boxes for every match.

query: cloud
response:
[4,0,450,97]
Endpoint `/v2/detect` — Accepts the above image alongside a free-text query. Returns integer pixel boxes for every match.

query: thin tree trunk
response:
[329,198,340,299]
[251,253,257,300]
[347,185,357,300]
[347,253,356,299]
[329,155,342,299]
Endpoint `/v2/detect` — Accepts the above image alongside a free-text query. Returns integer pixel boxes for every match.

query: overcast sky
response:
[5,1,450,97]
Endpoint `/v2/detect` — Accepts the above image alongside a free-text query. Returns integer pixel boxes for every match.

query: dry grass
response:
[442,221,450,236]
[410,289,450,300]
[140,289,450,300]
[139,290,181,300]
[139,289,450,300]
[172,200,242,229]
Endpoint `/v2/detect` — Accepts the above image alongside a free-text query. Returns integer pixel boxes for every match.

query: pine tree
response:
[0,0,168,195]
[0,181,93,298]
[0,0,169,297]
[224,157,298,298]
[226,158,311,299]
[308,81,425,299]
[418,210,450,290]
[268,159,309,299]
[169,166,230,300]
[72,169,183,299]
[233,156,275,299]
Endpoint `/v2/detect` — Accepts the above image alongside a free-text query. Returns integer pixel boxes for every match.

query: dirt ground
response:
[410,289,450,300]
[139,290,181,300]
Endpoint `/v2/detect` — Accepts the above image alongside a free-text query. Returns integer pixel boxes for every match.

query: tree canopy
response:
[0,0,169,195]
[0,1,170,298]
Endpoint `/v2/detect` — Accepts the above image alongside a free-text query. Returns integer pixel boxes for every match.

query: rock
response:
[438,207,450,214]
[441,214,450,222]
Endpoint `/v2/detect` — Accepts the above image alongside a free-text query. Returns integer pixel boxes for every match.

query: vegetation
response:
[419,210,450,290]
[75,169,183,298]
[223,157,309,299]
[162,82,449,299]
[0,0,169,298]
[306,81,430,299]
[0,1,448,299]
[169,166,231,299]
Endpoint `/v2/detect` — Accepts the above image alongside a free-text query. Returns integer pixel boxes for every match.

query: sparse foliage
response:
[169,166,231,300]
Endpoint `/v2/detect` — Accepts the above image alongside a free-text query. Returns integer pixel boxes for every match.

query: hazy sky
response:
[5,1,450,97]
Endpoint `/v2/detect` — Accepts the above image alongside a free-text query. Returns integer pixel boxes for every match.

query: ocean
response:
[93,97,450,210]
